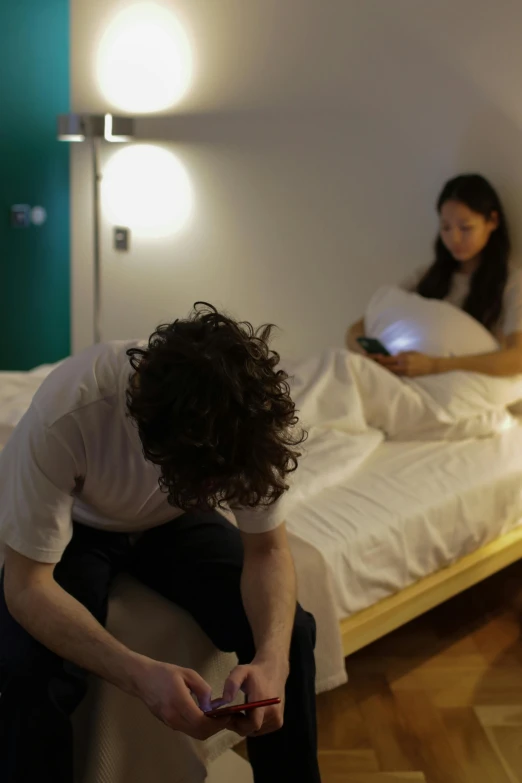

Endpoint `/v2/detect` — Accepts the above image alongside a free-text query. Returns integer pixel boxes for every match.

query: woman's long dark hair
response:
[416,174,510,331]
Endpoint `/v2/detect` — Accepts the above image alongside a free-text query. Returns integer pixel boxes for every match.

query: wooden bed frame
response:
[339,524,522,657]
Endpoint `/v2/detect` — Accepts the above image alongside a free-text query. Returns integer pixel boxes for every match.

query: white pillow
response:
[365,285,498,357]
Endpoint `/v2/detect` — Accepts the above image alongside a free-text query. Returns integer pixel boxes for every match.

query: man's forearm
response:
[9,579,146,695]
[241,543,297,666]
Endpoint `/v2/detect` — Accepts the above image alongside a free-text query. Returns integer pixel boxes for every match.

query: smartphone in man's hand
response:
[205,697,281,719]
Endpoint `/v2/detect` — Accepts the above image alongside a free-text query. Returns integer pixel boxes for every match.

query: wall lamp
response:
[57,113,135,343]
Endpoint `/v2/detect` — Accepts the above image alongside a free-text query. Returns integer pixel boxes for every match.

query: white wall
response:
[71,0,522,358]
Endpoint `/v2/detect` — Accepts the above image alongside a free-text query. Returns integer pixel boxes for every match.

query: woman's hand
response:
[345,318,367,355]
[375,351,436,377]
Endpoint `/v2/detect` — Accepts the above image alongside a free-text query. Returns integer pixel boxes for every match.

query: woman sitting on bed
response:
[346,174,522,377]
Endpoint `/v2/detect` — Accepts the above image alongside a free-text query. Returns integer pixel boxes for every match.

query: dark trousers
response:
[0,511,320,783]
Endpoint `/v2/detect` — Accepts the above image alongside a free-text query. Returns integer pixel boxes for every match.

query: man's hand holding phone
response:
[133,658,232,741]
[211,659,288,737]
[205,697,281,718]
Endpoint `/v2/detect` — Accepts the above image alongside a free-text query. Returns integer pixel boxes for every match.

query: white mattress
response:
[286,424,522,619]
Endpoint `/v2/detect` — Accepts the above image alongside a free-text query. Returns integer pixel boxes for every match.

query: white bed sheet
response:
[286,424,522,619]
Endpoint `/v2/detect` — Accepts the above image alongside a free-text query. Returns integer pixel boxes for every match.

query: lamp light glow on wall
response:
[96,3,193,114]
[57,113,135,343]
[102,145,194,239]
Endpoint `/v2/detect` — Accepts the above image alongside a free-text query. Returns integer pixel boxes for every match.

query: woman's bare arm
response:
[377,333,522,377]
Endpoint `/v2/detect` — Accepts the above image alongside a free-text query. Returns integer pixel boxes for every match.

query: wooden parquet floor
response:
[238,560,522,781]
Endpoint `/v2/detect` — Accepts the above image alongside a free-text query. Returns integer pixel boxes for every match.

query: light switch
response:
[114,227,130,251]
[10,204,31,228]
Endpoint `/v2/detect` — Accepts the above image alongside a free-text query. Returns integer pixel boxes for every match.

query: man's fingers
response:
[260,705,284,733]
[232,704,284,738]
[171,682,209,727]
[182,668,213,712]
[168,687,231,739]
[223,666,249,704]
[199,715,231,738]
[230,706,265,736]
[209,697,228,710]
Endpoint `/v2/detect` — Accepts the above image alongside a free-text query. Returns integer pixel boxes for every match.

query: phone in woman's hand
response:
[356,337,391,356]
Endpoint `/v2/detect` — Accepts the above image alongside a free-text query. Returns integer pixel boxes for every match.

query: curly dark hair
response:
[126,303,306,511]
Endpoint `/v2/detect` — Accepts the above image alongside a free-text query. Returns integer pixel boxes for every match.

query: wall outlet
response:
[114,227,130,251]
[10,204,31,228]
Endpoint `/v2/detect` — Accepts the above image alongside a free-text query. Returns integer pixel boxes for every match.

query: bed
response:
[2,363,522,781]
[285,426,522,656]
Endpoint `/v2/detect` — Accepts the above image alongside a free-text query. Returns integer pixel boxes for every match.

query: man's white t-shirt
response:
[0,341,282,564]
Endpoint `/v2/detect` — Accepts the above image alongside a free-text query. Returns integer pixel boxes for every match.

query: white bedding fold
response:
[285,349,522,444]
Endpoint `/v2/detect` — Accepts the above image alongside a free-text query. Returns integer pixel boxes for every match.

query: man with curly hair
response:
[0,303,321,783]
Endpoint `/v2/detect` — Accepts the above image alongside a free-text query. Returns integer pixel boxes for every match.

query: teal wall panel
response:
[0,0,70,370]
